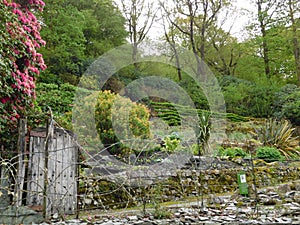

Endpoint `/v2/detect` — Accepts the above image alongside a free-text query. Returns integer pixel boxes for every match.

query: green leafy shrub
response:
[35,82,93,130]
[232,147,248,157]
[163,136,180,152]
[178,77,209,110]
[220,76,281,118]
[273,85,300,126]
[73,92,101,151]
[217,147,248,158]
[95,90,150,155]
[273,84,299,119]
[162,133,181,152]
[35,82,76,113]
[254,118,299,158]
[222,82,252,116]
[281,91,300,126]
[255,147,283,162]
[245,81,279,118]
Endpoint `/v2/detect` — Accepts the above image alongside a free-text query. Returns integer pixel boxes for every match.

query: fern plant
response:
[254,118,299,158]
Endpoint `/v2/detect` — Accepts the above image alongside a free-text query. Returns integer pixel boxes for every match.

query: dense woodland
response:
[1,0,300,156]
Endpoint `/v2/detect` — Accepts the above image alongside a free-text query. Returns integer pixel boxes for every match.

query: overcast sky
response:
[115,0,256,41]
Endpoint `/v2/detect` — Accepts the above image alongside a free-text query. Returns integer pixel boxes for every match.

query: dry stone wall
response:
[79,158,300,210]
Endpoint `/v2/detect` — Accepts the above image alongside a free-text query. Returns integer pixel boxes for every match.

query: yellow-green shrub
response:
[95,90,150,155]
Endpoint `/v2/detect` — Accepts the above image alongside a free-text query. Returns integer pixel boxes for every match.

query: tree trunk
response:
[121,0,156,72]
[257,0,271,79]
[132,42,139,71]
[170,43,182,81]
[288,0,300,86]
[164,27,182,81]
[187,1,204,77]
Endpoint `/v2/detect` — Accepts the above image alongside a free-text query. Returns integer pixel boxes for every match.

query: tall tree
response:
[39,0,127,84]
[40,0,86,84]
[161,0,229,76]
[162,14,182,81]
[254,0,283,79]
[208,29,241,76]
[71,0,127,58]
[286,0,300,86]
[120,0,157,70]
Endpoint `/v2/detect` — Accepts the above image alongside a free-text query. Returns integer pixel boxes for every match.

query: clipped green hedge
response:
[149,101,249,126]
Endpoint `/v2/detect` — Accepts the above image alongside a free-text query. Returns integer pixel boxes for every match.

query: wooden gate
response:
[26,123,78,217]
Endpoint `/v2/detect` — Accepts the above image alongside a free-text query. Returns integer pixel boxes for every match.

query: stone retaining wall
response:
[0,206,44,224]
[79,159,300,210]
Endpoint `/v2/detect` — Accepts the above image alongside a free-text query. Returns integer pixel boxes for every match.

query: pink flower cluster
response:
[3,0,45,11]
[1,0,46,123]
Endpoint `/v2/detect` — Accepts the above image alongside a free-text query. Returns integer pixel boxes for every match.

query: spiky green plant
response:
[254,118,299,158]
[195,112,211,155]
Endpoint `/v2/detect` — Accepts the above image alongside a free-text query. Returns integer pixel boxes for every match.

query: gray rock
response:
[285,191,296,198]
[127,215,138,221]
[240,220,259,224]
[285,197,294,203]
[53,212,59,219]
[277,184,292,193]
[174,212,181,217]
[281,217,292,223]
[100,221,114,225]
[66,219,81,223]
[224,203,237,212]
[198,216,209,221]
[134,221,153,225]
[258,194,269,199]
[207,194,225,205]
[184,216,197,222]
[294,183,300,191]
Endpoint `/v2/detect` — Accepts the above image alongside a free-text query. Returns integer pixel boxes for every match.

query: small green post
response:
[237,171,249,196]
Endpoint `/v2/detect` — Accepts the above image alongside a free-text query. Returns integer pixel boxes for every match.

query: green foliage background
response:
[1,0,300,157]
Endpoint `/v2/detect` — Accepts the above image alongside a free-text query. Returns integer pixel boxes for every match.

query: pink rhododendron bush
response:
[0,0,46,147]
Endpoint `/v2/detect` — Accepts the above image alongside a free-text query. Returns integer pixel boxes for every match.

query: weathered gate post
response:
[43,118,54,218]
[0,159,10,209]
[14,118,27,206]
[0,124,44,224]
